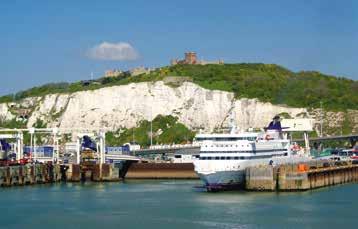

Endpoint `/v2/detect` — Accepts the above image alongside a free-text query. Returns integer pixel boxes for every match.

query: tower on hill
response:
[184,52,197,64]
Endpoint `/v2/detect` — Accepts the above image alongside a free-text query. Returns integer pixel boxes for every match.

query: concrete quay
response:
[0,164,61,186]
[66,164,122,182]
[0,163,124,187]
[245,161,358,191]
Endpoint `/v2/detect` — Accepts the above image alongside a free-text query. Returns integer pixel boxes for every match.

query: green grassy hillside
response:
[1,63,357,111]
[165,64,357,110]
[106,115,195,147]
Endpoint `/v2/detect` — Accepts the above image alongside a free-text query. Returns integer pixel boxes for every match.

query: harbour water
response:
[0,180,357,229]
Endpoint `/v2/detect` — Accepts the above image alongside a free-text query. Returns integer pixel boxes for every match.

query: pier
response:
[245,161,358,191]
[0,127,139,187]
[0,163,132,187]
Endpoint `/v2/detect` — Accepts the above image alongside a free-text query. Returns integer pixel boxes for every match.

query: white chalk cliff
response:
[0,81,314,132]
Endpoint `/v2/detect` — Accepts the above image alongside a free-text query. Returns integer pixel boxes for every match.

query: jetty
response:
[245,160,358,191]
[0,162,136,187]
[0,127,139,187]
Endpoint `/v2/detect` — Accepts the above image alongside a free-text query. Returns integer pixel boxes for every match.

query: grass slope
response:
[106,115,195,147]
[1,63,357,111]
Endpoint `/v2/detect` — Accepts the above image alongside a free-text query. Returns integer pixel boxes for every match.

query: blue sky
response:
[0,0,357,96]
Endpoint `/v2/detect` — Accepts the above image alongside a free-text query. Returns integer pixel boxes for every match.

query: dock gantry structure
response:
[0,127,139,164]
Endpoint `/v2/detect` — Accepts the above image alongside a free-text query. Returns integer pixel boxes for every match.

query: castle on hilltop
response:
[103,52,223,78]
[171,52,224,66]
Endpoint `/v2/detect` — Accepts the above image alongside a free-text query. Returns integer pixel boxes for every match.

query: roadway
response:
[294,134,358,147]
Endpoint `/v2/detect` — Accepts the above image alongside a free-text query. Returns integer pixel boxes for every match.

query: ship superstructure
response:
[193,116,310,190]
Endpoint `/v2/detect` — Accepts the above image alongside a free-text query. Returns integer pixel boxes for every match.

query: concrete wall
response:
[245,163,358,191]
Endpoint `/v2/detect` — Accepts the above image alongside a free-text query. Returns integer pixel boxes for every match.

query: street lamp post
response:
[320,101,323,137]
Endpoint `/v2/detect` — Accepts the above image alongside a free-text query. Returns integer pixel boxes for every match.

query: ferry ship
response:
[193,116,310,190]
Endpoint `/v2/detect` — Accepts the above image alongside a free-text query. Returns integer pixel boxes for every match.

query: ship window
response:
[234,157,239,160]
[226,157,231,160]
[207,157,212,160]
[174,155,182,158]
[220,157,225,160]
[240,157,245,160]
[215,157,220,160]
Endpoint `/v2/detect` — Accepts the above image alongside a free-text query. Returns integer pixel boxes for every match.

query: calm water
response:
[0,180,357,229]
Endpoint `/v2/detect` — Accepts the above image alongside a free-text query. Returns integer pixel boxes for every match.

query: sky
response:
[0,0,357,96]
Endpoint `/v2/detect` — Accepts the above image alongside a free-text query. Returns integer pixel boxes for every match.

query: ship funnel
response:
[267,115,282,131]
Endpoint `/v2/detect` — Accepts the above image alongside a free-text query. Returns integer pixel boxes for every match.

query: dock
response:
[245,161,358,191]
[1,160,358,191]
[0,163,127,187]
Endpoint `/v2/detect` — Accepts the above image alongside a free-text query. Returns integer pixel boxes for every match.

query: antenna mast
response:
[320,101,323,137]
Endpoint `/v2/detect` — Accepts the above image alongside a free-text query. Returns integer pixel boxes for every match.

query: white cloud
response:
[87,42,139,61]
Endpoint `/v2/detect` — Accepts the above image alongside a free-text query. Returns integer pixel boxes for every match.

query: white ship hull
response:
[197,170,246,190]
